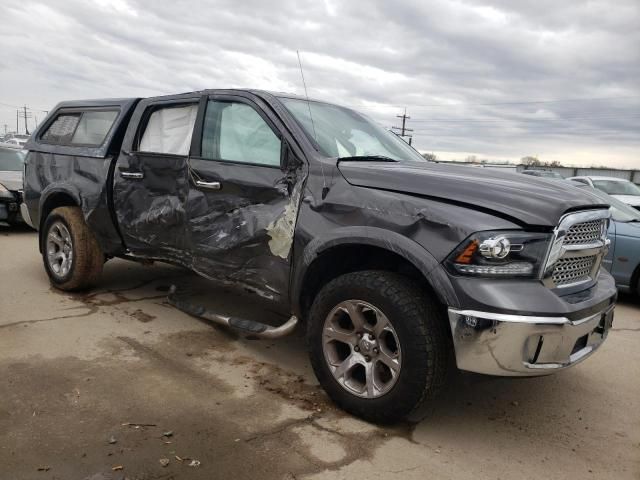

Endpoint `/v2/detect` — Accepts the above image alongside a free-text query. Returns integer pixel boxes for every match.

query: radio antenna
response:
[296,50,328,198]
[296,50,318,143]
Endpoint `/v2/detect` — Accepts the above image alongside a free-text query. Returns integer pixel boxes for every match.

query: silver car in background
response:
[569,175,640,210]
[0,145,25,225]
[576,184,640,296]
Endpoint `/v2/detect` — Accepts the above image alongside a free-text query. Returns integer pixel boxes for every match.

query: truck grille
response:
[552,255,597,286]
[563,219,605,246]
[544,210,610,290]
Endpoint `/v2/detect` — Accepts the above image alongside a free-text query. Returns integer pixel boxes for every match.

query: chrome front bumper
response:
[448,306,614,376]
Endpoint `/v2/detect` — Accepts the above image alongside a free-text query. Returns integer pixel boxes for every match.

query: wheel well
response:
[299,244,445,319]
[39,192,79,252]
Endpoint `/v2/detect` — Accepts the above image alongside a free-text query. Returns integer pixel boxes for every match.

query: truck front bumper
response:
[448,304,615,376]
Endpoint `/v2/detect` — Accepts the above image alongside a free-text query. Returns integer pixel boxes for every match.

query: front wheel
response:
[42,206,104,291]
[307,270,450,423]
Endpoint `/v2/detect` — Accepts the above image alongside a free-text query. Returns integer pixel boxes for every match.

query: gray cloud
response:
[1,0,638,167]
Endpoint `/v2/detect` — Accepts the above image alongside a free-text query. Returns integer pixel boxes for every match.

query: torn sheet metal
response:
[267,182,302,259]
[186,158,305,304]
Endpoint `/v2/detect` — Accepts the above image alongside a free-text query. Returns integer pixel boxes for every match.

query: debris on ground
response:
[121,422,157,427]
[112,465,123,471]
[162,430,173,437]
[159,458,170,467]
[37,466,50,471]
[108,436,117,444]
[188,459,201,467]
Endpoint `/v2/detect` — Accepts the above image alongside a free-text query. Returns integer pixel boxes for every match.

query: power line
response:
[0,100,49,113]
[346,95,640,109]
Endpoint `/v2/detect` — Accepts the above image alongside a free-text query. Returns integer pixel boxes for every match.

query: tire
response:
[307,270,450,423]
[42,206,104,291]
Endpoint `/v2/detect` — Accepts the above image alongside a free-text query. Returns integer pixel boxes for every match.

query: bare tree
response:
[521,156,541,167]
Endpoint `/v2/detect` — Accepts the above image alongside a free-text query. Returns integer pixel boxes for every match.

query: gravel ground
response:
[1,225,639,480]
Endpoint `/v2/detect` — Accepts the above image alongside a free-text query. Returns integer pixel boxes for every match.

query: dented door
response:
[186,95,299,302]
[113,97,200,263]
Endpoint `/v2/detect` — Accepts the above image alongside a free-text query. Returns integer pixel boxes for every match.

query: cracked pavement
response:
[1,226,639,479]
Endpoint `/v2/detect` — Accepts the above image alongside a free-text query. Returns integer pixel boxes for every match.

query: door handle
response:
[195,180,221,190]
[121,171,144,180]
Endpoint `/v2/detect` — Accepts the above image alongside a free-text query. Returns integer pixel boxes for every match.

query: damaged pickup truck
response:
[23,90,616,422]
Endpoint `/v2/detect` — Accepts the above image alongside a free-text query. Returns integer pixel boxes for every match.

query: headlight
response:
[445,231,551,278]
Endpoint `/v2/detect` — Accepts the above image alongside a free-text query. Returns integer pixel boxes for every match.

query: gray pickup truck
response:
[23,90,616,422]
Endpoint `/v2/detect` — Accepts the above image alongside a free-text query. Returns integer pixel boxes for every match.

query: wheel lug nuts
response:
[373,348,379,354]
[368,334,375,340]
[354,346,360,352]
[365,355,371,362]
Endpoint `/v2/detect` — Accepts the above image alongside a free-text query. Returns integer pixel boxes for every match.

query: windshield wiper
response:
[337,155,399,162]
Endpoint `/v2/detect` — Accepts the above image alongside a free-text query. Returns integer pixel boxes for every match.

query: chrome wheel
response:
[46,221,73,278]
[322,300,402,398]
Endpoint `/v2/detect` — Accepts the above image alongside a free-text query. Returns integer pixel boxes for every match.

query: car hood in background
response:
[610,194,640,207]
[0,171,23,191]
[338,161,608,227]
[614,220,640,238]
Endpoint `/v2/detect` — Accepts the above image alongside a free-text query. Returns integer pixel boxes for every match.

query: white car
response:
[567,176,640,210]
[3,136,29,147]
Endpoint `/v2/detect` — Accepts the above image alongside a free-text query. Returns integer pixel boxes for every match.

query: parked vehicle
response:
[521,169,564,179]
[568,176,640,210]
[3,134,30,147]
[0,145,25,225]
[23,91,617,422]
[572,183,640,296]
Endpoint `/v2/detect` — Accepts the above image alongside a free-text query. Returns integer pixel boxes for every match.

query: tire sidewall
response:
[308,273,434,422]
[42,212,77,286]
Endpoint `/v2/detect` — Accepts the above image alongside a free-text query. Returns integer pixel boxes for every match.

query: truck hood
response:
[610,194,640,207]
[338,161,607,227]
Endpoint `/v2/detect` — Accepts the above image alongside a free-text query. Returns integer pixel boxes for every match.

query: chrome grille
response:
[543,209,610,290]
[552,255,597,286]
[563,219,605,246]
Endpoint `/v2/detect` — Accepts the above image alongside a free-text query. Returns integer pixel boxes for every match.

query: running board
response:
[167,286,298,339]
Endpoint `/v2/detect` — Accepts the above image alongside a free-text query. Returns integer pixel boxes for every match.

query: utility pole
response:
[16,110,19,133]
[23,105,30,135]
[392,108,413,145]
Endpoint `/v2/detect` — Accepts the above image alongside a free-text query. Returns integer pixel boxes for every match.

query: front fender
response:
[291,226,460,314]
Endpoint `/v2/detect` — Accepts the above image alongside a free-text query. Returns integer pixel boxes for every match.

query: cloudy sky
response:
[1,0,638,167]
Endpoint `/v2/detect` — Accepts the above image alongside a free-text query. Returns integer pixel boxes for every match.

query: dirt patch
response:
[130,309,156,323]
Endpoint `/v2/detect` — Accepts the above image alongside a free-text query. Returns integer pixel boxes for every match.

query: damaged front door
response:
[186,95,300,302]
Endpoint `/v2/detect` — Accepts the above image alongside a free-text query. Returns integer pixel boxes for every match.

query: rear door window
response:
[71,111,119,145]
[139,104,199,156]
[40,110,119,146]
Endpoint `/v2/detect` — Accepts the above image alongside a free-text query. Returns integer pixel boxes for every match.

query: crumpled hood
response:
[610,194,640,207]
[338,161,608,227]
[0,170,23,192]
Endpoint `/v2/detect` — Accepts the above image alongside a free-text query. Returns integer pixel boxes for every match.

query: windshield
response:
[0,148,24,171]
[280,98,426,163]
[584,187,640,222]
[592,179,640,196]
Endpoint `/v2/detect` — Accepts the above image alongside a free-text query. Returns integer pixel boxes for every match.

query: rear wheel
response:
[307,270,450,423]
[42,207,104,291]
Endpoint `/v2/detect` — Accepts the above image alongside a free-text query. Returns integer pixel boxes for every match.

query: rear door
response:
[186,93,302,302]
[113,94,200,264]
